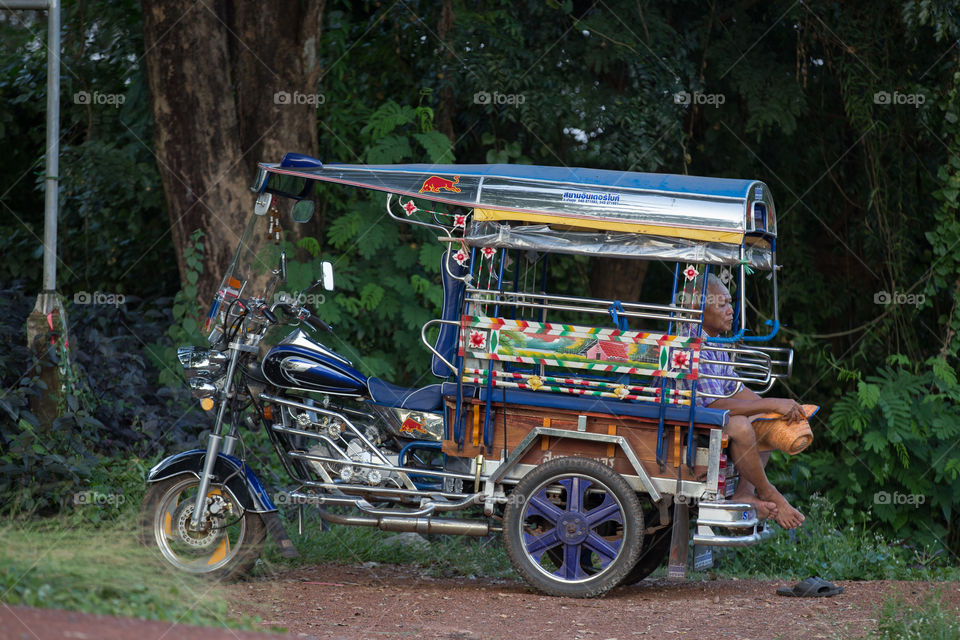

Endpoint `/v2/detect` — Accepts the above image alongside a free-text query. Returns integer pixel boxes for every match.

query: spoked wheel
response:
[503,457,643,598]
[139,476,266,580]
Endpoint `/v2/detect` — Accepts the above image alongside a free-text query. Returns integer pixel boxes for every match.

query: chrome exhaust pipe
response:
[318,508,495,536]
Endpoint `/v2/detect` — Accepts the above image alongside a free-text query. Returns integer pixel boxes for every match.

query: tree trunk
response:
[589,258,650,308]
[141,0,323,303]
[227,1,324,177]
[435,0,456,143]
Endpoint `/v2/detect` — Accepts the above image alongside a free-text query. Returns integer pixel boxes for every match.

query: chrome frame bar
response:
[421,318,460,374]
[465,287,702,325]
[292,479,475,501]
[286,449,475,482]
[260,393,416,489]
[486,426,662,502]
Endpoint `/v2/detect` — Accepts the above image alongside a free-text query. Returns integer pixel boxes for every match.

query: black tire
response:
[139,475,266,580]
[619,519,672,585]
[502,457,643,598]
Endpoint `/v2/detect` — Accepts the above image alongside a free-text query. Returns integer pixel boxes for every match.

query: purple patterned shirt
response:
[675,324,738,407]
[691,345,738,407]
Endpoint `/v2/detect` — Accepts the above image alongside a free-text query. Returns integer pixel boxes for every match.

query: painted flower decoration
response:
[402,200,418,216]
[468,330,486,350]
[453,214,467,229]
[671,350,690,369]
[481,246,496,259]
[453,249,469,266]
[683,265,699,281]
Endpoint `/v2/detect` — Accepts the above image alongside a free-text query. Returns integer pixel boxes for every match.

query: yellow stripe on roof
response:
[473,208,744,244]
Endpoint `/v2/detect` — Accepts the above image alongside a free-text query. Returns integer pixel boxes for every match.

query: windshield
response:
[203,206,288,342]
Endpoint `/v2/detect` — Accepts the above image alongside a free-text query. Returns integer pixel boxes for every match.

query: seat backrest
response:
[459,315,702,405]
[432,250,468,377]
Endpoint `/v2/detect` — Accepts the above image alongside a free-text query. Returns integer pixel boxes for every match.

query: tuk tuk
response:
[141,152,794,598]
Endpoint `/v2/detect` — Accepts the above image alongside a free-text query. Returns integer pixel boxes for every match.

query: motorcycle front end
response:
[139,190,328,578]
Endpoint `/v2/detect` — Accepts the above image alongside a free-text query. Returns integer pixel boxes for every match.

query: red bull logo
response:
[400,417,430,435]
[419,175,461,193]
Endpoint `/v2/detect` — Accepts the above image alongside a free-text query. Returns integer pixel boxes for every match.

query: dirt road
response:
[3,563,957,639]
[227,563,960,640]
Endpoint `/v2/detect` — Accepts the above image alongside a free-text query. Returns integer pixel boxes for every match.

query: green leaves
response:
[862,430,887,454]
[360,101,419,139]
[789,358,960,554]
[414,131,455,163]
[297,236,321,259]
[359,283,384,311]
[364,135,413,164]
[857,381,881,409]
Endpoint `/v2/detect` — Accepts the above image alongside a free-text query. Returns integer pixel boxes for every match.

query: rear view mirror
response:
[291,200,315,223]
[254,192,272,215]
[321,261,334,291]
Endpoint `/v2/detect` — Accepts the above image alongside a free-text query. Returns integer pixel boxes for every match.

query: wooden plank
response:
[441,398,711,482]
[471,404,480,447]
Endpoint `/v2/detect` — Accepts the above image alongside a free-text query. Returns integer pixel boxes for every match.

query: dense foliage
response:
[0,281,212,514]
[0,0,958,560]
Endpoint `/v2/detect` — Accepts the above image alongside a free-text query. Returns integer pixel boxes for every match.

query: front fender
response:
[147,449,277,513]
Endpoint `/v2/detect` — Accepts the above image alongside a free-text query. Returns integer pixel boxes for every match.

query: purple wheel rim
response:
[521,476,624,581]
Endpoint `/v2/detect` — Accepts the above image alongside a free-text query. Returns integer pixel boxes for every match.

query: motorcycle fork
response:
[189,343,243,530]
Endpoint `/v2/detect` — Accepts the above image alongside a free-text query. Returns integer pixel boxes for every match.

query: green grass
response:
[4,454,957,636]
[870,593,960,639]
[258,497,960,585]
[257,509,516,580]
[708,495,960,581]
[0,517,273,632]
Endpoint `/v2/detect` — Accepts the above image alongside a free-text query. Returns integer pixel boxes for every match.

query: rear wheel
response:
[619,517,672,585]
[503,457,643,598]
[139,476,266,580]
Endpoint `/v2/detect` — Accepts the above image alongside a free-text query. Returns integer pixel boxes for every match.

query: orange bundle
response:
[751,404,819,455]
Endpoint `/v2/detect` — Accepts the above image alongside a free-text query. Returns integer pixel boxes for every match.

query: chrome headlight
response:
[177,347,228,379]
[178,347,228,399]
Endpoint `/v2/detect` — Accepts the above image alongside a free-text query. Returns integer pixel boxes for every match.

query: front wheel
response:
[139,475,266,580]
[503,457,643,598]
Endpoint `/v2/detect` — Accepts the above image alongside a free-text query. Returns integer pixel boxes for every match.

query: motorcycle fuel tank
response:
[262,329,367,395]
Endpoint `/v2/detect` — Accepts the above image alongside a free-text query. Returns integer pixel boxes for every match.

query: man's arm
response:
[706,387,806,423]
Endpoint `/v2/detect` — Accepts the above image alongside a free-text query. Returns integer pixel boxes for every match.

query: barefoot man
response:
[684,274,805,530]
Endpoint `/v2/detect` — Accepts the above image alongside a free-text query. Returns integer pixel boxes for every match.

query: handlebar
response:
[273,302,333,333]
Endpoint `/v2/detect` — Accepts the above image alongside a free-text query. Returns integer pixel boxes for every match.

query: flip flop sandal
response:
[776,577,844,597]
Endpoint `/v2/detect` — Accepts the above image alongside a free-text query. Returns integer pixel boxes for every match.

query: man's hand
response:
[772,399,805,424]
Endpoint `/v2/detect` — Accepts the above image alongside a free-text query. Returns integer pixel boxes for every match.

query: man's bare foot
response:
[733,493,778,521]
[757,487,805,529]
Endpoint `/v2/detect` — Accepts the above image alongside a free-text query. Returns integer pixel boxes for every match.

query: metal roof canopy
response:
[257,155,778,247]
